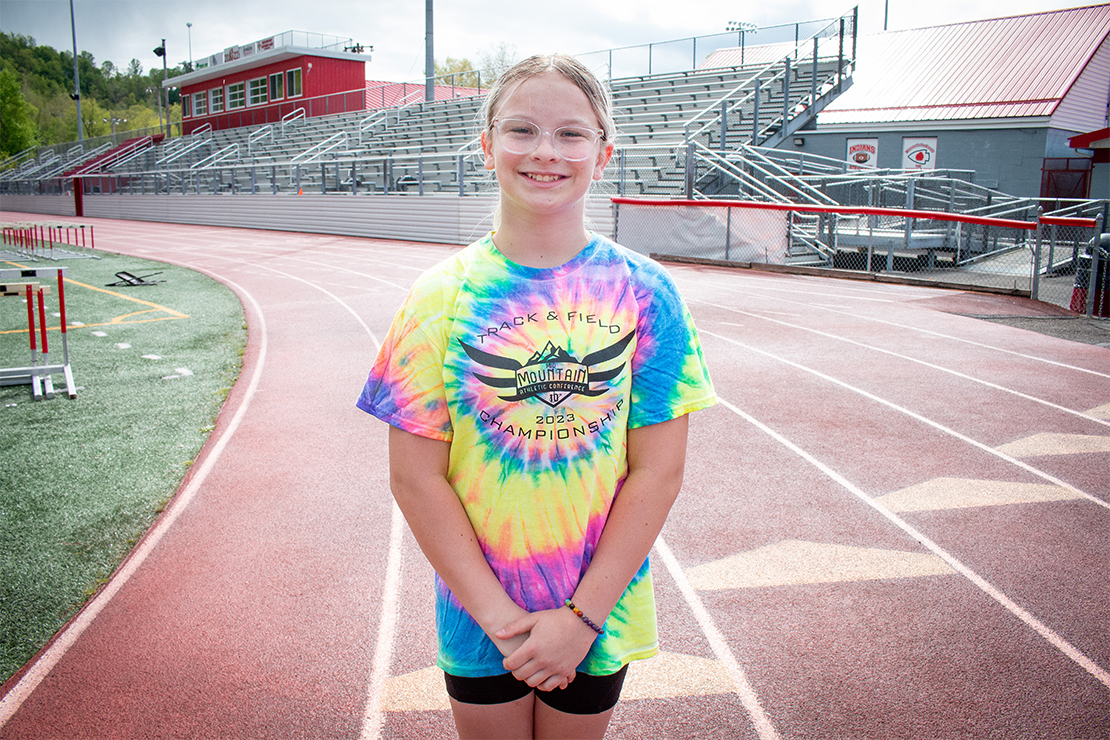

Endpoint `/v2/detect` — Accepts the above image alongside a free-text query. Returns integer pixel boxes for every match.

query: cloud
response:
[0,0,1084,83]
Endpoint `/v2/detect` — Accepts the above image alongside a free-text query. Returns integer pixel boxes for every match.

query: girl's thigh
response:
[533,700,616,740]
[449,692,535,740]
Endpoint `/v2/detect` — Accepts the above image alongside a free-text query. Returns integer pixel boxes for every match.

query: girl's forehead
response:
[495,73,597,124]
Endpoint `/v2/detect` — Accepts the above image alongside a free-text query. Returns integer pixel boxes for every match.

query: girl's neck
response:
[492,207,591,269]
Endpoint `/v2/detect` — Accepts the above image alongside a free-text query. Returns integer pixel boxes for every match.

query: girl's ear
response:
[482,130,496,171]
[593,142,615,181]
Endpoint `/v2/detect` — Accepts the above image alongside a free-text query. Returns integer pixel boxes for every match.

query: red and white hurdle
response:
[1,221,95,261]
[1,266,77,400]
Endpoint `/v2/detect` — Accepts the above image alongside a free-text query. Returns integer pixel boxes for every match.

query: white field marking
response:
[200,254,404,738]
[277,253,437,285]
[715,395,1110,692]
[360,501,406,740]
[675,273,909,303]
[654,536,781,740]
[0,277,268,727]
[701,329,1110,513]
[694,303,1110,430]
[692,283,1110,381]
[33,237,405,732]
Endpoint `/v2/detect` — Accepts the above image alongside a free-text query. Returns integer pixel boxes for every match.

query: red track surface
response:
[2,214,1108,740]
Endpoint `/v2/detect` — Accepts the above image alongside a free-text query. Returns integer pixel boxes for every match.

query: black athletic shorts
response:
[443,665,628,715]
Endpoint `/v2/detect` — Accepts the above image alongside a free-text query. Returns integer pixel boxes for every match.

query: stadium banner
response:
[847,138,878,169]
[902,137,938,170]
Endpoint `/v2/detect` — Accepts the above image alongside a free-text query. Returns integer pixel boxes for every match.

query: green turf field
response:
[0,250,246,683]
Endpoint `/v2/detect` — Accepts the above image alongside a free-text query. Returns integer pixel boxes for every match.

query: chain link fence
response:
[1034,216,1108,316]
[613,198,1110,316]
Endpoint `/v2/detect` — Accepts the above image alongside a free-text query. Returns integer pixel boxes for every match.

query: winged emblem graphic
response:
[459,331,635,408]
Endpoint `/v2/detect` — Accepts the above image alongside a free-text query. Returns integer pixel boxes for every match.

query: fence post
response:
[900,178,915,268]
[418,156,424,196]
[782,58,790,127]
[618,149,625,196]
[1086,212,1105,318]
[1086,235,1100,318]
[458,154,465,196]
[811,37,818,107]
[720,99,728,150]
[838,17,845,90]
[684,141,695,199]
[752,80,761,144]
[1031,206,1043,301]
[725,206,732,261]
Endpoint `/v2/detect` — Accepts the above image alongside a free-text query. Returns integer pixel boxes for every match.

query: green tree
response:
[435,56,479,87]
[0,67,39,157]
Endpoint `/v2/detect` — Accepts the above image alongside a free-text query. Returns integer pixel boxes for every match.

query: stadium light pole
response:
[154,39,169,138]
[425,0,434,103]
[68,0,83,143]
[187,22,193,68]
[725,21,758,67]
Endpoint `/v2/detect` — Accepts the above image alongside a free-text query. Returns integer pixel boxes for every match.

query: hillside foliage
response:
[0,31,183,156]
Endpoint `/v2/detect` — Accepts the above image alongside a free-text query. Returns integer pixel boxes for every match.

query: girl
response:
[357,54,715,739]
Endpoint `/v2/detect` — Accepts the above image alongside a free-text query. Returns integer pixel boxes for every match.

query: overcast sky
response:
[0,0,1091,83]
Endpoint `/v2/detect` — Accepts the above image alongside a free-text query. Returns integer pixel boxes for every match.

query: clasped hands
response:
[492,605,600,692]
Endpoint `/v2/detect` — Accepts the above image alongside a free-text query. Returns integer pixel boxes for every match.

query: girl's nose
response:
[531,131,560,159]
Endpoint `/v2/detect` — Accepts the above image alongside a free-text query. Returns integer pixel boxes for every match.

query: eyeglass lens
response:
[496,119,600,161]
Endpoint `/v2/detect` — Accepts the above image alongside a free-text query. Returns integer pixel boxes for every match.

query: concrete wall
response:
[0,192,617,247]
[786,127,1050,196]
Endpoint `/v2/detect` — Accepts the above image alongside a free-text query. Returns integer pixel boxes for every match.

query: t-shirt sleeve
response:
[627,263,716,428]
[356,283,454,441]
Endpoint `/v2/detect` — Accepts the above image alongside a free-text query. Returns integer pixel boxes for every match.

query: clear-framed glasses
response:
[490,118,605,161]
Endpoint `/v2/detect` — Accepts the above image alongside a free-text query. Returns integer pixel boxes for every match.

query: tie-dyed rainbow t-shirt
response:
[357,232,715,677]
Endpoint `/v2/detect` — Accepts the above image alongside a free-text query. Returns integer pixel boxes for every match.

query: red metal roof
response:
[364,80,483,110]
[1069,126,1110,147]
[815,4,1110,125]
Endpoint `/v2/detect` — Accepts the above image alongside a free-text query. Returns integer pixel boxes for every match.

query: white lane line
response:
[0,277,268,727]
[693,301,1110,429]
[701,329,1110,512]
[699,285,1110,380]
[360,501,406,740]
[654,536,781,740]
[715,395,1110,692]
[233,257,404,739]
[93,246,408,736]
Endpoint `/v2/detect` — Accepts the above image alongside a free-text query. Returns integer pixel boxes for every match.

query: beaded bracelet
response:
[564,598,605,635]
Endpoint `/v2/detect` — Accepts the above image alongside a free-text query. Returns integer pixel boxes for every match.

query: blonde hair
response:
[481,54,617,145]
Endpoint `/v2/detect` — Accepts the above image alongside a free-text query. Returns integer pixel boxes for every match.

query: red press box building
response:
[167,30,480,135]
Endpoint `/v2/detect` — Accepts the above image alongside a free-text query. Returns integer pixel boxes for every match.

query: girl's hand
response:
[496,607,599,691]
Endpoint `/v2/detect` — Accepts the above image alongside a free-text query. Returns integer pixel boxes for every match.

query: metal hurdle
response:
[0,266,77,400]
[1,221,96,261]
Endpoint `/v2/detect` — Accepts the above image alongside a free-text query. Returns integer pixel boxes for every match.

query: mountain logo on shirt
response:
[459,331,635,408]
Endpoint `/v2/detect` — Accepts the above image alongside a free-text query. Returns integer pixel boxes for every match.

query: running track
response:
[1,214,1108,740]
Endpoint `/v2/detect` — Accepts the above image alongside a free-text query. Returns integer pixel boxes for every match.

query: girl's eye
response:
[558,129,586,140]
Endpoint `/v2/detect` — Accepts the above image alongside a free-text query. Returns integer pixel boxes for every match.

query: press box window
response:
[269,72,284,101]
[210,87,223,113]
[227,82,245,109]
[181,94,192,117]
[193,90,208,116]
[248,78,267,106]
[286,68,302,97]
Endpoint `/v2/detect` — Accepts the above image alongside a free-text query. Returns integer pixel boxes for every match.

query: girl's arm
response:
[499,413,691,690]
[388,425,531,657]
